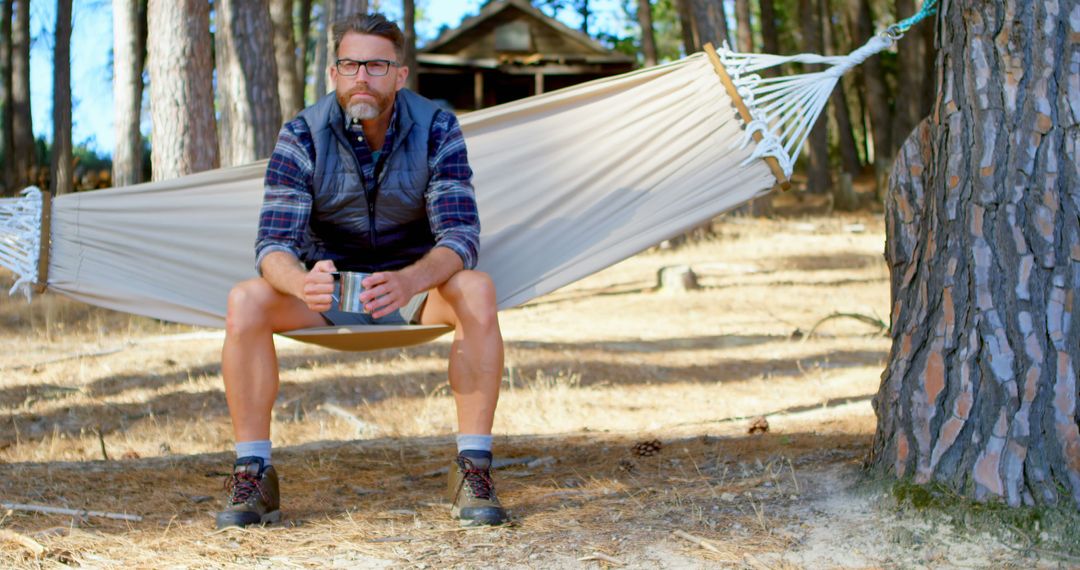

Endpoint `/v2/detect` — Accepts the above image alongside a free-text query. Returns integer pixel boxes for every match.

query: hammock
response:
[0,5,935,351]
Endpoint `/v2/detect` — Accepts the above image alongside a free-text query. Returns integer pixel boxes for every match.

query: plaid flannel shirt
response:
[255,100,480,273]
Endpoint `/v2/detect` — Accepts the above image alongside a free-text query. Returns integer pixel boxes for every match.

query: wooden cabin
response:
[417,0,635,111]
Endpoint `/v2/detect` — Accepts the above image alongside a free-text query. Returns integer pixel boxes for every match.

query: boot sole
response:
[215,509,282,529]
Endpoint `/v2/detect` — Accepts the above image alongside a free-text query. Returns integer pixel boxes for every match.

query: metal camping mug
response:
[333,271,370,313]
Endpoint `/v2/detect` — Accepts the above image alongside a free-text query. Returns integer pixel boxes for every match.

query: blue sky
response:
[27,0,632,155]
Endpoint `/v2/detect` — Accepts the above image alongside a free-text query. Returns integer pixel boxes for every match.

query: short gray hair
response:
[332,13,404,60]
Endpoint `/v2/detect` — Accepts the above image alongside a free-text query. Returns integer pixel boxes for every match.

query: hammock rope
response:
[718,0,938,177]
[0,187,44,299]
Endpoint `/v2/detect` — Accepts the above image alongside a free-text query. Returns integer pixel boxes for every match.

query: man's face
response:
[331,33,409,122]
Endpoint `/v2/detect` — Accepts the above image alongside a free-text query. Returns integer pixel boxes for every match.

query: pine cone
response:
[748,416,770,435]
[617,459,636,473]
[632,439,663,457]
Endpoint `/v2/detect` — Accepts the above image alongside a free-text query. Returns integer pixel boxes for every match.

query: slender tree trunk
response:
[403,0,417,91]
[734,0,752,53]
[636,0,658,67]
[577,0,590,35]
[113,0,145,187]
[823,0,860,178]
[314,0,329,97]
[799,0,829,195]
[271,0,303,121]
[759,0,779,77]
[11,0,33,189]
[50,0,73,195]
[674,0,697,54]
[216,0,282,167]
[689,0,730,49]
[296,0,313,106]
[147,0,218,180]
[850,0,892,199]
[1,0,13,194]
[891,0,933,151]
[873,0,1080,509]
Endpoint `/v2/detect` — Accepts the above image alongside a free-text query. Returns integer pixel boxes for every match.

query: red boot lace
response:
[457,457,494,500]
[225,471,266,505]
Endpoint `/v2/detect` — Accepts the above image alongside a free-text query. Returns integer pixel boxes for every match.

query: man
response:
[216,13,506,529]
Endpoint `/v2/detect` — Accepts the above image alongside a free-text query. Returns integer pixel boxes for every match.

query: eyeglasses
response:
[334,58,398,77]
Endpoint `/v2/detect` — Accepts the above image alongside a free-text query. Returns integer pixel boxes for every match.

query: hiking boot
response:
[447,453,508,526]
[215,457,281,529]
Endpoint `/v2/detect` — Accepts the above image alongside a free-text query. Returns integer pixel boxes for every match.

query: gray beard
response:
[346,102,380,121]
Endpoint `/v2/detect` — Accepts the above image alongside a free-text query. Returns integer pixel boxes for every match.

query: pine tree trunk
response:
[689,0,730,48]
[734,0,752,53]
[758,0,779,78]
[576,0,591,35]
[799,0,829,195]
[872,0,1080,509]
[112,0,144,187]
[10,0,33,189]
[674,0,697,54]
[50,0,73,195]
[403,0,417,91]
[314,0,329,97]
[891,0,933,151]
[636,0,658,67]
[823,0,860,177]
[215,0,282,167]
[147,0,218,180]
[1,0,13,194]
[849,0,892,200]
[271,0,303,121]
[296,0,313,106]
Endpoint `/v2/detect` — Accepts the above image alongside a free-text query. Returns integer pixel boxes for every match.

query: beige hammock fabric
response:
[9,49,786,349]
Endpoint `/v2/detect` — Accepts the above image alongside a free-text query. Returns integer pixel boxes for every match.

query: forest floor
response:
[0,212,1076,568]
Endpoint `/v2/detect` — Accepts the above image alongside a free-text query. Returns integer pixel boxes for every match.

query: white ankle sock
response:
[235,440,272,465]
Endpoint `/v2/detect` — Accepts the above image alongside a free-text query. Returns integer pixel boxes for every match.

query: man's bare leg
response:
[222,278,327,441]
[420,270,504,434]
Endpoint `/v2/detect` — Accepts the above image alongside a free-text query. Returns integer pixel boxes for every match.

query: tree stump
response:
[656,265,700,294]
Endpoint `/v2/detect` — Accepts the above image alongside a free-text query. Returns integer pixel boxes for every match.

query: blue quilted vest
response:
[297,89,439,272]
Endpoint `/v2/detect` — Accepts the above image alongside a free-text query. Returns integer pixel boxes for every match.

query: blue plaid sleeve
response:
[426,111,480,270]
[254,119,317,274]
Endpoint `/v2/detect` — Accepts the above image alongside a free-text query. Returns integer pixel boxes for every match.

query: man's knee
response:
[226,279,277,334]
[440,271,498,325]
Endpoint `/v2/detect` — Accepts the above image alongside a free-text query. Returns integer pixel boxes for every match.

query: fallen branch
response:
[672,529,721,553]
[805,311,888,339]
[0,529,45,557]
[578,552,625,566]
[2,501,142,522]
[319,402,380,436]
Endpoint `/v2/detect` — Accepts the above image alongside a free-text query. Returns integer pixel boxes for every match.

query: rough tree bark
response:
[872,0,1080,509]
[403,0,417,91]
[734,0,753,53]
[271,0,304,121]
[1,0,13,193]
[799,0,829,195]
[147,0,219,180]
[636,0,658,67]
[10,0,33,189]
[215,0,282,167]
[112,0,145,187]
[50,0,73,195]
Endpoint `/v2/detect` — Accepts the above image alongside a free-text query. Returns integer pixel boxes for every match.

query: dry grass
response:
[0,214,1040,568]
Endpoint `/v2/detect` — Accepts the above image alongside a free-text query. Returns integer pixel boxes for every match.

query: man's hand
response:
[302,260,337,312]
[359,271,418,319]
